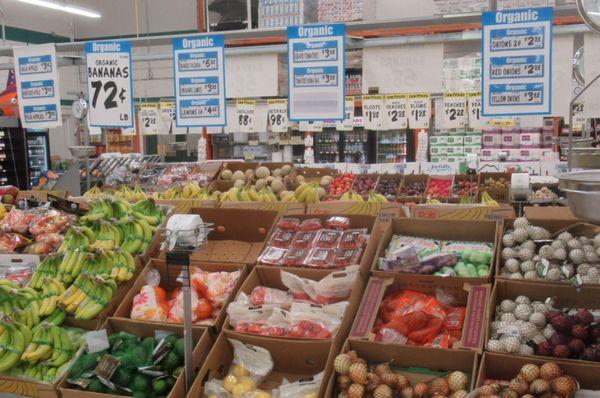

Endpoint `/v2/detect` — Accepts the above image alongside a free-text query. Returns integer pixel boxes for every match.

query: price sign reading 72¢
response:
[86,41,134,127]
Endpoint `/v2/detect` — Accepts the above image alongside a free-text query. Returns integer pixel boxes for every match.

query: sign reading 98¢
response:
[85,41,134,128]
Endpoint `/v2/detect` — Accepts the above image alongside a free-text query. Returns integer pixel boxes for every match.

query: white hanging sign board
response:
[408,93,431,129]
[13,44,62,129]
[299,120,324,132]
[336,97,355,131]
[85,41,134,127]
[158,101,175,135]
[172,35,226,127]
[139,103,158,135]
[362,95,384,130]
[236,100,256,133]
[287,24,345,121]
[87,113,102,136]
[443,92,467,128]
[384,94,408,129]
[467,92,487,128]
[572,103,585,132]
[267,99,288,133]
[481,7,553,116]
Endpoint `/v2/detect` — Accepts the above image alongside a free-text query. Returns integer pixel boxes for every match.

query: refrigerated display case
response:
[0,117,28,188]
[376,130,408,164]
[26,129,51,188]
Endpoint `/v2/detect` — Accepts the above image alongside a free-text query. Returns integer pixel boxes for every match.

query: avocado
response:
[141,336,157,351]
[152,379,169,394]
[132,392,148,398]
[166,376,176,389]
[164,333,179,348]
[132,374,151,392]
[87,379,105,393]
[174,338,185,360]
[112,367,132,386]
[68,354,100,378]
[130,346,151,367]
[172,366,182,378]
[160,352,181,373]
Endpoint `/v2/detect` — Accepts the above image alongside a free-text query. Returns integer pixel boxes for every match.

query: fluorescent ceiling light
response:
[17,0,101,18]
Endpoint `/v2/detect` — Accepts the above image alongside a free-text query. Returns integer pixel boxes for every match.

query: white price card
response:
[362,95,384,130]
[13,44,62,129]
[86,41,134,127]
[299,120,324,132]
[482,8,553,116]
[267,99,288,133]
[85,329,110,354]
[408,93,431,129]
[139,103,158,135]
[573,103,585,132]
[158,101,175,135]
[443,92,467,128]
[467,92,486,128]
[384,94,408,129]
[287,24,345,121]
[236,100,256,133]
[336,97,355,131]
[172,35,226,127]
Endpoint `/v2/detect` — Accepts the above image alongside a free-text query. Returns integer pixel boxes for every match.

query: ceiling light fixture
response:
[17,0,101,18]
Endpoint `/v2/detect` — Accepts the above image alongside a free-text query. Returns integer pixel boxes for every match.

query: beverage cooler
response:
[26,129,51,188]
[0,117,28,188]
[376,130,408,164]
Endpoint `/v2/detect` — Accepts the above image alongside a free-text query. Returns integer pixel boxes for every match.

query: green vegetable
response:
[132,374,151,392]
[172,366,183,378]
[174,338,185,360]
[132,392,148,398]
[478,268,489,277]
[68,353,100,378]
[141,336,157,352]
[469,251,488,265]
[112,367,132,386]
[160,351,181,373]
[164,333,179,348]
[87,379,105,393]
[153,379,169,394]
[465,263,478,277]
[166,376,176,388]
[435,266,456,276]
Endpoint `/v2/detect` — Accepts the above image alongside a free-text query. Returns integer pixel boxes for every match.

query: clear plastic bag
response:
[281,265,358,304]
[249,286,293,308]
[276,371,323,398]
[288,301,348,339]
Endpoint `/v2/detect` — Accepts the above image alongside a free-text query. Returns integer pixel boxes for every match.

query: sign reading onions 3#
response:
[86,41,134,127]
[13,44,62,129]
[287,24,345,121]
[172,35,226,127]
[482,7,552,116]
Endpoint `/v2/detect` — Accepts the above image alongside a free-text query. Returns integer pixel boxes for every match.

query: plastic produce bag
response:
[0,208,35,234]
[189,267,241,307]
[276,371,323,398]
[131,285,169,322]
[0,232,31,252]
[249,286,293,308]
[288,301,348,339]
[29,209,70,236]
[167,287,203,323]
[228,302,290,337]
[281,265,358,304]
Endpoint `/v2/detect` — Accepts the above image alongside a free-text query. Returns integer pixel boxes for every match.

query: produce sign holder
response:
[187,329,336,397]
[16,190,68,203]
[371,217,501,284]
[113,258,248,332]
[58,318,212,398]
[349,275,491,353]
[486,279,600,363]
[157,208,279,265]
[223,265,366,342]
[476,352,600,391]
[324,339,479,396]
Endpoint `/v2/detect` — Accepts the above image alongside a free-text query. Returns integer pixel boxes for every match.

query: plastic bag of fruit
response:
[227,302,290,337]
[167,287,208,324]
[0,208,36,234]
[288,301,348,339]
[276,371,323,398]
[131,285,169,322]
[248,286,293,308]
[0,232,31,252]
[188,267,241,308]
[29,208,71,236]
[0,262,34,286]
[281,265,358,304]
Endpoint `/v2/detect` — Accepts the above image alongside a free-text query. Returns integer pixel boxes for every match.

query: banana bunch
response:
[41,308,67,326]
[118,216,154,255]
[0,282,40,327]
[281,192,299,202]
[89,220,122,250]
[83,186,102,198]
[340,190,364,202]
[220,187,250,202]
[28,255,61,289]
[367,192,388,202]
[115,185,147,201]
[294,182,321,204]
[38,278,65,317]
[58,275,116,320]
[0,321,27,372]
[459,194,474,204]
[481,191,499,206]
[57,226,95,252]
[426,198,442,204]
[109,249,137,283]
[254,188,278,202]
[181,182,209,199]
[79,198,115,222]
[21,323,73,367]
[131,199,164,226]
[57,248,89,283]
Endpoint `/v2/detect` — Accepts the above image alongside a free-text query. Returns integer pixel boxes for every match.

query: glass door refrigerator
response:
[26,129,50,188]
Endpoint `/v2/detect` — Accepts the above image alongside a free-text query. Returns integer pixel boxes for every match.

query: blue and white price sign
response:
[13,44,62,129]
[482,8,552,116]
[85,41,134,128]
[287,24,345,121]
[173,35,226,127]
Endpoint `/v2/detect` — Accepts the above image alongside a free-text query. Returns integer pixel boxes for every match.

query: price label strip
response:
[299,120,324,132]
[13,43,63,129]
[336,97,355,131]
[287,24,345,121]
[85,41,134,128]
[407,93,431,129]
[466,92,486,128]
[482,8,553,116]
[443,93,467,128]
[384,94,408,130]
[236,100,256,133]
[267,99,288,133]
[362,95,384,130]
[139,103,159,135]
[173,35,226,127]
[573,103,585,132]
[158,101,174,135]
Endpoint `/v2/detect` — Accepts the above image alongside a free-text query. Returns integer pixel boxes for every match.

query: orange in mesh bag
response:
[131,285,169,322]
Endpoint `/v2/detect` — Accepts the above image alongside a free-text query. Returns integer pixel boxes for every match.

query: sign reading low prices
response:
[172,35,226,127]
[13,44,62,129]
[482,8,553,116]
[287,24,345,121]
[86,41,134,127]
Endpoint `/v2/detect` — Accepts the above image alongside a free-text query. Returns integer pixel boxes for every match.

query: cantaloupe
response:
[317,187,326,199]
[232,170,245,182]
[221,170,233,180]
[296,175,305,184]
[255,179,267,190]
[255,166,270,179]
[234,179,245,188]
[281,165,292,176]
[271,179,284,193]
[272,168,282,178]
[266,176,275,184]
[244,169,255,179]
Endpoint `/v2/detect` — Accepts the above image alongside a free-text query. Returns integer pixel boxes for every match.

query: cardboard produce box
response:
[350,274,491,353]
[152,198,217,215]
[259,213,380,278]
[151,208,279,265]
[222,265,365,342]
[325,339,479,396]
[113,259,248,332]
[478,172,511,203]
[524,206,578,220]
[371,218,501,284]
[398,174,428,204]
[375,173,404,200]
[59,318,212,398]
[64,256,145,331]
[187,330,335,397]
[220,201,305,215]
[297,167,337,183]
[411,204,516,221]
[17,190,68,203]
[476,352,600,391]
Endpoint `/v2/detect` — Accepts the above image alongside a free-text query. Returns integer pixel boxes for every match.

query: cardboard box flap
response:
[349,278,392,338]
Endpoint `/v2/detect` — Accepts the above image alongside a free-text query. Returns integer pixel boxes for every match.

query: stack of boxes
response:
[430,129,483,163]
[480,125,554,162]
[433,0,490,15]
[317,0,365,22]
[442,56,482,93]
[258,0,317,28]
[496,0,554,9]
